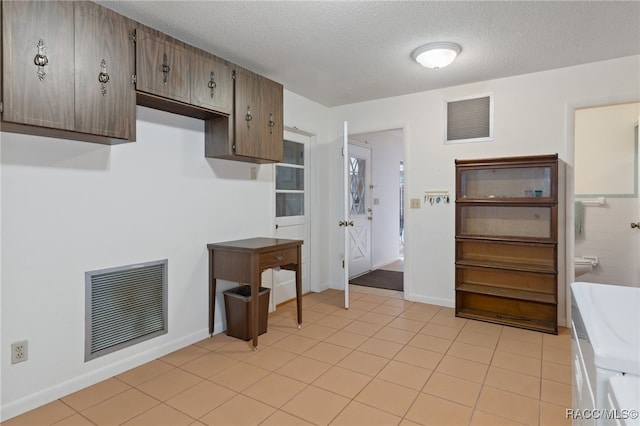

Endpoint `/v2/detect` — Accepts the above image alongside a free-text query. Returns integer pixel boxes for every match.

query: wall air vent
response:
[445,94,493,144]
[85,259,168,361]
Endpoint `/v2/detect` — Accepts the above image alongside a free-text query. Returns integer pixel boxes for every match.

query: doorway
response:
[574,101,640,287]
[347,128,405,292]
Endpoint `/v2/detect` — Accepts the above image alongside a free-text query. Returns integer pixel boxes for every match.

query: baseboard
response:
[404,292,454,308]
[0,329,209,422]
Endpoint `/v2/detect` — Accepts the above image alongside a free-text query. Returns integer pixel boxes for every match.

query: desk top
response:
[207,237,302,253]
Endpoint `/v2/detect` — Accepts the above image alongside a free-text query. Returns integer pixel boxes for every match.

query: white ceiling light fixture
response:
[412,42,462,70]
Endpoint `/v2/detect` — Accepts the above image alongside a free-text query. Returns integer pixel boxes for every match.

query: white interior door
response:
[632,121,640,287]
[348,143,372,278]
[267,130,310,312]
[341,122,350,308]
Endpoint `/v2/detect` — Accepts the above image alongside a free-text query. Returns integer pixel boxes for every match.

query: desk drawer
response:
[260,247,297,270]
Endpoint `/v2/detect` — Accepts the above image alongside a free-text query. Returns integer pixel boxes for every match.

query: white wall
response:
[575,199,639,286]
[327,56,640,318]
[0,90,329,420]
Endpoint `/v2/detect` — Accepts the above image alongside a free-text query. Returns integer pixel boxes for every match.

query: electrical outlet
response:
[250,167,257,180]
[410,198,421,208]
[11,340,28,364]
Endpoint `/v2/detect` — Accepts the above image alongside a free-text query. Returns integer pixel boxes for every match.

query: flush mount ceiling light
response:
[412,42,462,70]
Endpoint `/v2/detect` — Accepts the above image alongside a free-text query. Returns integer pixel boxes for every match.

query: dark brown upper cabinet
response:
[74,1,136,141]
[1,1,136,144]
[134,27,232,119]
[205,67,283,163]
[257,74,283,162]
[135,27,189,105]
[2,1,75,131]
[190,46,232,115]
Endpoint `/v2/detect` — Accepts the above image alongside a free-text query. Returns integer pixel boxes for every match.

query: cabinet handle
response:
[274,254,285,261]
[208,71,217,98]
[245,105,252,129]
[98,59,110,96]
[268,113,275,134]
[33,39,49,81]
[162,53,170,85]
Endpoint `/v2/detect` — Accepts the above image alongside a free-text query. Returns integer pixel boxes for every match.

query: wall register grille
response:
[445,94,493,144]
[85,259,168,361]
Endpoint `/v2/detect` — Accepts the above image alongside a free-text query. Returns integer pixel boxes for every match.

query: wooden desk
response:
[207,237,303,349]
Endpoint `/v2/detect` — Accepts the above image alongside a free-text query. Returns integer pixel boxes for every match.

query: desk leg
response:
[250,255,260,350]
[296,246,302,329]
[209,249,216,336]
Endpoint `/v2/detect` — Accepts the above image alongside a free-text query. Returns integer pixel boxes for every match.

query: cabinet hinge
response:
[232,70,236,81]
[232,143,236,152]
[129,31,136,43]
[342,260,345,268]
[0,101,3,114]
[131,75,137,85]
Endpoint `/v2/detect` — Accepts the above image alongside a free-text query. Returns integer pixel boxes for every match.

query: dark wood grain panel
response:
[2,0,74,130]
[233,68,261,158]
[204,114,233,158]
[259,76,283,162]
[259,247,297,270]
[457,292,556,325]
[135,28,189,104]
[456,266,557,295]
[190,47,232,114]
[74,1,135,141]
[208,67,283,163]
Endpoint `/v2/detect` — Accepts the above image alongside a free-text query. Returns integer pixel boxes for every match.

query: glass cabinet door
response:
[459,166,552,199]
[459,205,552,239]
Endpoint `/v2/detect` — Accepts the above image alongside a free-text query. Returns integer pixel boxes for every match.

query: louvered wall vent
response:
[445,94,493,144]
[85,259,168,361]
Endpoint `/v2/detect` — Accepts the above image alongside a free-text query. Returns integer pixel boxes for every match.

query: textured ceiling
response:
[96,1,640,107]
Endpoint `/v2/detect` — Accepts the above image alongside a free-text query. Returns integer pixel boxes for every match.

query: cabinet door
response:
[135,29,189,104]
[74,2,135,140]
[233,69,261,158]
[259,78,283,162]
[2,1,74,130]
[190,48,232,114]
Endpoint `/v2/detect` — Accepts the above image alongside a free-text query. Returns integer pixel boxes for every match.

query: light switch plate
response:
[410,198,421,208]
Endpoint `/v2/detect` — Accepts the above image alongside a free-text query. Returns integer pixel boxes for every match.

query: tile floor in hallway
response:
[3,286,572,426]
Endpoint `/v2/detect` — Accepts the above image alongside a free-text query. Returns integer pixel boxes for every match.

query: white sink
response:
[572,282,640,376]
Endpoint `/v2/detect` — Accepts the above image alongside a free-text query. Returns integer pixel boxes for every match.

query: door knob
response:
[631,222,640,229]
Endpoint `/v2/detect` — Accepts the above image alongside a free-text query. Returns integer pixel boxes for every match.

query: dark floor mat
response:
[349,269,403,291]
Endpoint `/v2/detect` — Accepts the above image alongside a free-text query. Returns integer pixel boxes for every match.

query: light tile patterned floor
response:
[3,286,572,426]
